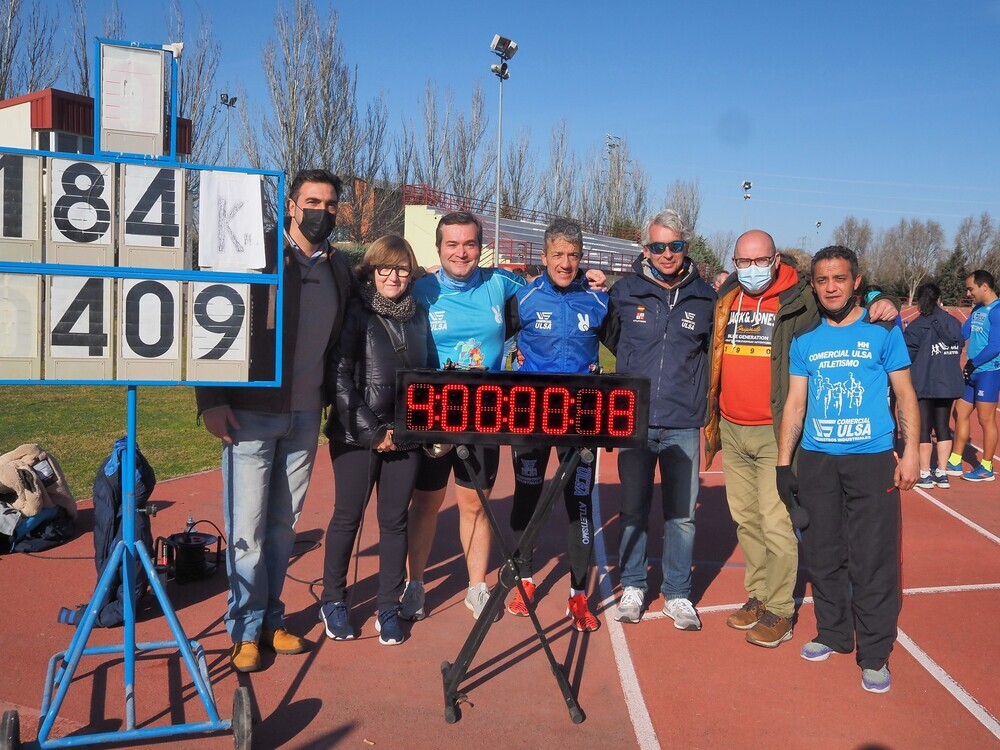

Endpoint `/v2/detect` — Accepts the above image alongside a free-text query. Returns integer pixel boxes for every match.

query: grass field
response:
[0,386,220,500]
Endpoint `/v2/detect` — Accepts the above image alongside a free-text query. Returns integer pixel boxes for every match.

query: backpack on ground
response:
[91,437,157,628]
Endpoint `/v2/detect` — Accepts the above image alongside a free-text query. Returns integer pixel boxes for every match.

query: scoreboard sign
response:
[0,149,281,386]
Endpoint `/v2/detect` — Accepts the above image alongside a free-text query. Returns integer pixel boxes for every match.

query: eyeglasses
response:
[645,241,688,255]
[375,265,412,278]
[732,255,776,269]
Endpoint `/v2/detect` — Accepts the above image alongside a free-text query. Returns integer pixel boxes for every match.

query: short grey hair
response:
[544,217,584,251]
[642,209,692,245]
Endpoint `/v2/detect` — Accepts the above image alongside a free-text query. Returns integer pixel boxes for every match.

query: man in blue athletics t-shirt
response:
[946,269,1000,481]
[776,246,919,695]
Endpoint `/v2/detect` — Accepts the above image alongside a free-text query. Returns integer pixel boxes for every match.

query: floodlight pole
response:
[495,75,503,267]
[490,38,515,269]
[221,93,238,166]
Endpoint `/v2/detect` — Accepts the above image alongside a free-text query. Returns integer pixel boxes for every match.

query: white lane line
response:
[640,583,1000,621]
[913,485,1000,546]
[897,628,1000,741]
[592,450,660,750]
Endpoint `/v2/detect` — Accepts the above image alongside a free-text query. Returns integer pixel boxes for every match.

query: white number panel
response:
[120,164,184,269]
[0,273,41,378]
[0,153,43,262]
[45,275,113,379]
[186,281,250,381]
[117,278,182,380]
[48,158,116,266]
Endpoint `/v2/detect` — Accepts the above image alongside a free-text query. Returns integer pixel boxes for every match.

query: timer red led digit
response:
[395,369,650,449]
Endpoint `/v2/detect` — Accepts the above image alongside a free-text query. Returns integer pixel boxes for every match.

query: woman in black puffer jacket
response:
[319,235,428,646]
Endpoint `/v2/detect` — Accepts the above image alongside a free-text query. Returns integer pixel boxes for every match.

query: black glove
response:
[776,465,798,509]
[776,465,810,531]
[964,359,976,383]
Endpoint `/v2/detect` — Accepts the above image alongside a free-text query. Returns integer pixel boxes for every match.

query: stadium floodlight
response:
[491,35,518,267]
[490,34,518,60]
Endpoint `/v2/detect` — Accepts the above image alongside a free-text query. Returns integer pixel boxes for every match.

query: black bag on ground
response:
[91,437,157,628]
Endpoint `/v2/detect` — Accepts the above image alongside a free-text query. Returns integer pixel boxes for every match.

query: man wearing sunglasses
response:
[604,209,716,629]
[704,230,898,649]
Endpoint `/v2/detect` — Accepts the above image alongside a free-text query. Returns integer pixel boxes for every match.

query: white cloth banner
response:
[198,171,266,269]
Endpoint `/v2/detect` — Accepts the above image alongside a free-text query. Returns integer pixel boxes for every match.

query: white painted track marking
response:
[592,450,660,750]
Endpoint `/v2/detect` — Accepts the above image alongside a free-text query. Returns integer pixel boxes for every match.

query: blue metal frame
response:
[7,39,289,748]
[0,145,286,388]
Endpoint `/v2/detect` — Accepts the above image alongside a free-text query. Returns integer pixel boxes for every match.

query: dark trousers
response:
[797,449,902,670]
[322,442,420,611]
[511,446,595,591]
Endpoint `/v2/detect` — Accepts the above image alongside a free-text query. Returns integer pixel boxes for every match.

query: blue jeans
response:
[221,409,320,642]
[617,427,700,600]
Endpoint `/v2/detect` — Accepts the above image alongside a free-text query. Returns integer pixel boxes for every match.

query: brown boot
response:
[261,627,308,655]
[726,597,766,630]
[746,611,793,648]
[230,641,261,672]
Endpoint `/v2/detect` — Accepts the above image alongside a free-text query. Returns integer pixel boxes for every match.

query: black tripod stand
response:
[440,445,592,725]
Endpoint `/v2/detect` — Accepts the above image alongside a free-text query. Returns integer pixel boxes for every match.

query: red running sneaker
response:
[506,580,536,616]
[567,593,601,632]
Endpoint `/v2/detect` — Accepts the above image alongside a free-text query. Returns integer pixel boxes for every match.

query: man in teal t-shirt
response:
[776,246,919,696]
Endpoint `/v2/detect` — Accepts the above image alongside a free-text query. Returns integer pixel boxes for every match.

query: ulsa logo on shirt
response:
[429,311,447,331]
[577,313,591,332]
[492,305,503,325]
[534,311,553,330]
[681,311,696,331]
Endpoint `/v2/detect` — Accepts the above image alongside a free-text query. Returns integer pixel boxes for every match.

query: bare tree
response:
[706,230,738,267]
[538,120,578,218]
[445,84,494,202]
[954,212,994,269]
[311,10,355,177]
[405,81,451,192]
[665,178,702,234]
[832,215,874,264]
[0,0,22,99]
[341,94,395,243]
[240,0,324,207]
[501,128,536,216]
[15,0,58,93]
[882,218,946,303]
[168,0,223,166]
[627,161,650,230]
[102,0,125,39]
[67,0,88,95]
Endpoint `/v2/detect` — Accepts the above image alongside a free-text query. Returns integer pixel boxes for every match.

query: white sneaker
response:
[614,586,645,623]
[464,583,494,620]
[664,598,702,631]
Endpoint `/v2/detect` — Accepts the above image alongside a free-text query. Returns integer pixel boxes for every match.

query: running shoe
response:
[664,598,702,631]
[914,474,934,489]
[320,601,355,641]
[614,586,645,623]
[374,607,405,646]
[566,593,601,632]
[963,465,996,482]
[506,580,536,617]
[800,641,836,661]
[933,470,950,489]
[862,665,892,694]
[399,581,426,621]
[945,460,964,476]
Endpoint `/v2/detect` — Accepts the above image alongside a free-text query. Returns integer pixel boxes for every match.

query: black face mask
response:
[296,207,336,244]
[821,295,857,323]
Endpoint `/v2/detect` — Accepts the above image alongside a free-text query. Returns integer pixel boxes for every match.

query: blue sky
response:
[80,0,1000,253]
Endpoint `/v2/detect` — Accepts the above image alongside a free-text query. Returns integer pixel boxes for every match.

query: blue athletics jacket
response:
[513,273,612,373]
[605,256,716,428]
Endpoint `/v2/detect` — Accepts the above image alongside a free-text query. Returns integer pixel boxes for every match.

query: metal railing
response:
[402,184,641,242]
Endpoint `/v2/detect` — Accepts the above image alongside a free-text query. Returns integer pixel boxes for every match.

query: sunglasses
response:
[645,241,688,255]
[375,265,412,278]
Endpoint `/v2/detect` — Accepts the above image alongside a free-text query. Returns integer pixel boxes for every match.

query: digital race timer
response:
[394,369,650,448]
